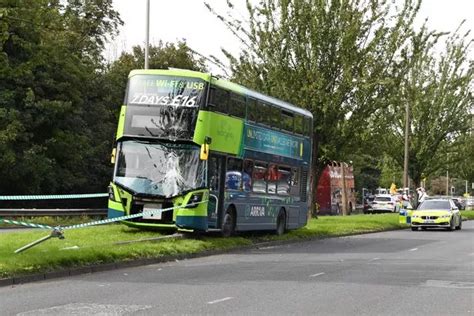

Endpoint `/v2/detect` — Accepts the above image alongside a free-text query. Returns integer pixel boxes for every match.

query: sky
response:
[107,0,474,74]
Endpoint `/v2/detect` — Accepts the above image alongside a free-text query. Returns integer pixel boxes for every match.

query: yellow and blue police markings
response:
[398,203,413,224]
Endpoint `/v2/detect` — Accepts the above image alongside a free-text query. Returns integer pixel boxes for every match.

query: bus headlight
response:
[108,185,116,201]
[185,193,203,208]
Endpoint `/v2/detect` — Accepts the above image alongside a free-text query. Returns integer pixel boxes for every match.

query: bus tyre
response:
[276,210,286,236]
[222,208,236,237]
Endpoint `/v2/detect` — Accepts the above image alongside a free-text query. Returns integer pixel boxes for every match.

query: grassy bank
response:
[3,211,471,279]
[461,210,474,220]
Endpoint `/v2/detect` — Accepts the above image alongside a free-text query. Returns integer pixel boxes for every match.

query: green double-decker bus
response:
[107,69,312,236]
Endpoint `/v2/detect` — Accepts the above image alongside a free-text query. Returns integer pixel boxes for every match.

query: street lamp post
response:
[144,0,150,69]
[403,101,410,189]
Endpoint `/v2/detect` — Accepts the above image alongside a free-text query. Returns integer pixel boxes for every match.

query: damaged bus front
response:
[107,69,211,230]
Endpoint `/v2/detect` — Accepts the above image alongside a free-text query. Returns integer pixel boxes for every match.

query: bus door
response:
[207,154,226,229]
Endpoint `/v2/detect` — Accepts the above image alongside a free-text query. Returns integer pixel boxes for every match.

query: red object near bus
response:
[316,162,355,215]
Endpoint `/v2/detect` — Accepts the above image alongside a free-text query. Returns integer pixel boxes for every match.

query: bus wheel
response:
[276,209,286,236]
[222,207,236,237]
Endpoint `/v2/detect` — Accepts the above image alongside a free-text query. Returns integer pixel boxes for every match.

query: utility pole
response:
[446,153,449,196]
[144,0,150,69]
[341,163,347,216]
[403,101,410,190]
[446,170,449,196]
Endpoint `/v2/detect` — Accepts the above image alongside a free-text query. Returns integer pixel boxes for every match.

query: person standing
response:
[416,187,427,207]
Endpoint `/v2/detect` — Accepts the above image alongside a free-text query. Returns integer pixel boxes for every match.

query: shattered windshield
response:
[114,141,206,197]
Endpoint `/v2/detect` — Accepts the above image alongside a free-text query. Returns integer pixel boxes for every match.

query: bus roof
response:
[128,69,313,118]
[211,76,312,118]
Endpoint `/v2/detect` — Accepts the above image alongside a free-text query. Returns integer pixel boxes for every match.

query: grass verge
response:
[461,210,474,220]
[0,213,434,279]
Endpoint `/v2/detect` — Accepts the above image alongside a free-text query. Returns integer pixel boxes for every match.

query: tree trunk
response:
[309,133,324,219]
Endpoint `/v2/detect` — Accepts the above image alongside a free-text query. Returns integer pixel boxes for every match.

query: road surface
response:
[1,222,473,315]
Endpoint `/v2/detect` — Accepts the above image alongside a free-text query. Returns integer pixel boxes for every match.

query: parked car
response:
[411,198,462,231]
[370,194,397,213]
[466,197,474,210]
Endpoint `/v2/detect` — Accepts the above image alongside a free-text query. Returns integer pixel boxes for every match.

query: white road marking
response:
[424,280,474,289]
[409,248,418,251]
[258,246,279,250]
[369,258,380,262]
[309,272,325,278]
[207,297,233,305]
[16,303,152,315]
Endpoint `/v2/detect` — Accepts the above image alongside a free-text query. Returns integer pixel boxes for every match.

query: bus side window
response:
[271,107,280,128]
[209,87,228,114]
[282,111,294,133]
[243,160,253,192]
[290,167,300,196]
[260,102,272,127]
[294,115,304,135]
[252,162,267,193]
[277,166,291,195]
[304,117,312,136]
[226,157,243,190]
[267,164,278,194]
[229,93,246,118]
[247,98,258,122]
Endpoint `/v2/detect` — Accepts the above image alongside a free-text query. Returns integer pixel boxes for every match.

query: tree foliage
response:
[0,0,122,194]
[379,25,474,187]
[0,0,208,196]
[207,0,422,210]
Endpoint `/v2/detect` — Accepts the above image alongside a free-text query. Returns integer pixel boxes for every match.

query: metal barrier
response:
[0,208,107,217]
[0,193,108,200]
[0,193,108,217]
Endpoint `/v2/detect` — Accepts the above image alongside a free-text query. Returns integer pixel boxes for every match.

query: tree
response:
[207,0,421,213]
[447,115,474,194]
[379,25,473,189]
[0,0,122,194]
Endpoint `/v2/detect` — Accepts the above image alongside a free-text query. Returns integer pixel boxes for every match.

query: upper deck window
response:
[124,75,206,139]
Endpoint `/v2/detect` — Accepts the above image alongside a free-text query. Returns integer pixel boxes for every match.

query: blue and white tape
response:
[0,218,53,229]
[0,200,208,230]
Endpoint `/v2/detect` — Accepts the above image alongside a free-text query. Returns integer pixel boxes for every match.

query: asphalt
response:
[1,221,473,315]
